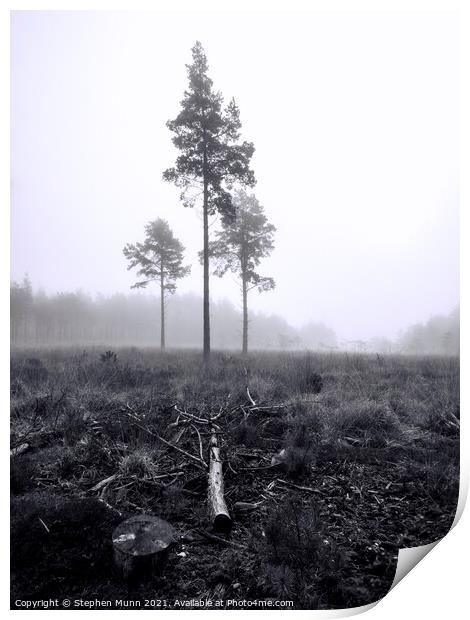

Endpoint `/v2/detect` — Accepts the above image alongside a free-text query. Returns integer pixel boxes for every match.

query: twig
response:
[237,452,270,462]
[196,529,249,551]
[175,405,222,425]
[233,500,264,513]
[246,387,256,407]
[38,517,50,534]
[90,474,118,492]
[170,426,187,444]
[227,460,238,475]
[275,478,326,495]
[130,472,184,487]
[191,424,205,465]
[237,463,282,471]
[240,405,250,421]
[98,497,123,517]
[248,403,290,413]
[167,414,181,429]
[124,412,207,469]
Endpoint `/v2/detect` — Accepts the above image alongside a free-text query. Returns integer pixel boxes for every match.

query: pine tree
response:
[163,42,255,361]
[208,190,276,353]
[123,219,190,349]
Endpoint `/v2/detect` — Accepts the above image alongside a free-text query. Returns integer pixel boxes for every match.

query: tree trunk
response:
[202,132,210,362]
[208,434,232,533]
[160,268,165,350]
[202,173,210,362]
[112,514,175,580]
[242,277,248,354]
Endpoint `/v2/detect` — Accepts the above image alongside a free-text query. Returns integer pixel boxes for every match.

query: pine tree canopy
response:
[208,190,276,292]
[163,41,256,222]
[123,219,190,293]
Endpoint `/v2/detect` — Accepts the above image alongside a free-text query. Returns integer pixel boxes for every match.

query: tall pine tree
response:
[208,190,276,354]
[163,42,255,361]
[123,219,190,349]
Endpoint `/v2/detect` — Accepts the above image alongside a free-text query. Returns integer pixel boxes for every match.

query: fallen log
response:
[208,434,232,533]
[112,514,176,580]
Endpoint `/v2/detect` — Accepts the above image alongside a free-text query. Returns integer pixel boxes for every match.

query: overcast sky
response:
[10,10,459,341]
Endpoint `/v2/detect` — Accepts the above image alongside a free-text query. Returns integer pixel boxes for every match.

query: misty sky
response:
[10,10,459,341]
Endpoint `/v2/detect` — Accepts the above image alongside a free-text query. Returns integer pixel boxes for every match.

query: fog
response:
[10,10,459,344]
[10,279,459,354]
[10,282,337,351]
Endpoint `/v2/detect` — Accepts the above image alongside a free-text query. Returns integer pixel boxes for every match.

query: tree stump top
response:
[112,515,176,558]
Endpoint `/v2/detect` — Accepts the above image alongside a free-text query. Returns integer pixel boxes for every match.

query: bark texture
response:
[207,434,232,533]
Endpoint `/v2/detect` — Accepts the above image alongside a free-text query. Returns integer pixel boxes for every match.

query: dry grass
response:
[10,347,459,609]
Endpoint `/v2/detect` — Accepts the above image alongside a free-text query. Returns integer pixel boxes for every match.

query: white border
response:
[2,1,467,617]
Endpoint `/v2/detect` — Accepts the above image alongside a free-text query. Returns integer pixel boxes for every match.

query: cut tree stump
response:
[208,434,232,533]
[112,514,176,580]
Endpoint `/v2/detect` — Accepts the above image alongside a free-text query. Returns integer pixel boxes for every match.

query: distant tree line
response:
[336,308,459,355]
[397,307,459,356]
[10,277,336,351]
[10,277,458,355]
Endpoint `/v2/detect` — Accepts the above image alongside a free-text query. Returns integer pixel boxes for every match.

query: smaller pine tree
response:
[208,190,276,353]
[123,219,190,349]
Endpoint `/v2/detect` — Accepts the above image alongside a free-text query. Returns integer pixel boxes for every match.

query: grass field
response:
[10,348,459,609]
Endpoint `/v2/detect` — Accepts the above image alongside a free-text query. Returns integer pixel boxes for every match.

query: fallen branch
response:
[98,497,123,517]
[154,430,207,469]
[124,412,206,470]
[38,517,50,534]
[131,472,184,487]
[90,474,118,492]
[237,462,282,471]
[249,403,290,411]
[170,426,186,445]
[275,478,326,496]
[237,452,271,462]
[10,442,30,458]
[175,405,222,425]
[233,501,264,514]
[191,424,204,464]
[196,529,248,551]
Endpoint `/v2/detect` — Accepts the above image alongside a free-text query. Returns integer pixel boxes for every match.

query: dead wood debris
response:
[10,442,30,458]
[208,434,232,532]
[124,410,207,470]
[195,528,248,550]
[274,478,327,496]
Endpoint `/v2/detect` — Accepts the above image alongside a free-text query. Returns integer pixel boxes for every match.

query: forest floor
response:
[10,348,459,610]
